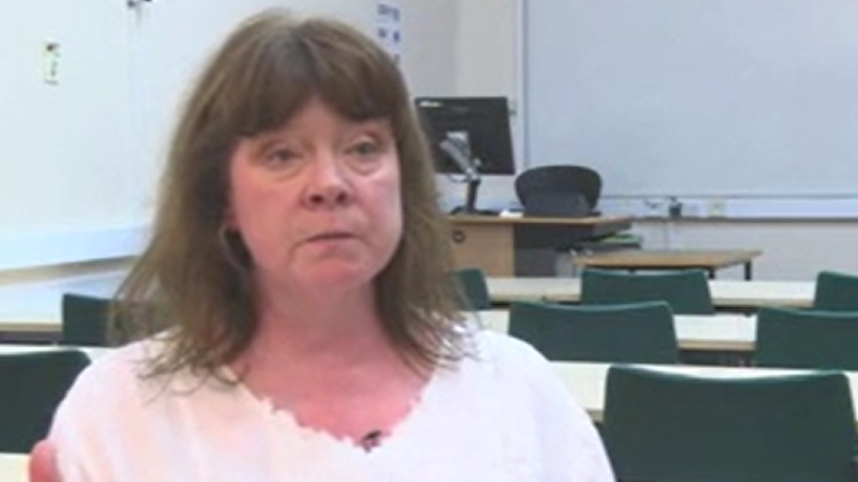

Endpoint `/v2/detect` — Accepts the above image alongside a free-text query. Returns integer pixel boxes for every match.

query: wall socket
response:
[707,199,727,217]
[42,41,60,85]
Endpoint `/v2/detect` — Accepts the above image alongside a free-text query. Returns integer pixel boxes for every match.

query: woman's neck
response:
[232,278,431,444]
[242,277,394,370]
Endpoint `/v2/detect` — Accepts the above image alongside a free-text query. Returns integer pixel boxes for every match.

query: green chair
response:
[452,268,492,310]
[0,350,90,453]
[814,270,858,311]
[580,268,715,315]
[508,301,678,363]
[61,293,112,346]
[756,306,858,370]
[602,365,858,482]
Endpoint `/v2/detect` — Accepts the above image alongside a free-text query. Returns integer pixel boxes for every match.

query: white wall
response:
[0,0,458,270]
[437,0,520,213]
[631,220,858,281]
[399,0,458,96]
[454,0,858,280]
[5,0,855,281]
[0,0,134,233]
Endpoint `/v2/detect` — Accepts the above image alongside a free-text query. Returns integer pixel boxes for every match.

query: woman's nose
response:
[303,154,353,208]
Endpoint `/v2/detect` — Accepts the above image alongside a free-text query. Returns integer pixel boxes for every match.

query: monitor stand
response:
[449,178,497,215]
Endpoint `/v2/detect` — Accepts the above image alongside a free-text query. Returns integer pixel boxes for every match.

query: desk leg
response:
[514,248,558,277]
[744,262,752,280]
[708,269,716,279]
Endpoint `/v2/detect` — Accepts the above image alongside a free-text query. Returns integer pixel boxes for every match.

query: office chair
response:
[602,365,858,482]
[452,267,492,310]
[61,293,113,346]
[515,165,601,218]
[508,301,678,363]
[514,165,640,261]
[756,306,858,370]
[0,350,90,453]
[814,270,858,311]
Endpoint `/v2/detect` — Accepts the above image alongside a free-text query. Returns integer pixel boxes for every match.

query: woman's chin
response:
[299,263,376,290]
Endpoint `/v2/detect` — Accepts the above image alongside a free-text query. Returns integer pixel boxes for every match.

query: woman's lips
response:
[306,231,354,242]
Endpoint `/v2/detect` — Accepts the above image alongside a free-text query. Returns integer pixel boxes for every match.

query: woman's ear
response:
[223,204,238,230]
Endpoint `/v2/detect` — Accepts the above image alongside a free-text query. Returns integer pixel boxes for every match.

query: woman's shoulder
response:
[463,329,587,428]
[453,329,565,404]
[61,340,165,407]
[470,329,552,375]
[464,332,616,480]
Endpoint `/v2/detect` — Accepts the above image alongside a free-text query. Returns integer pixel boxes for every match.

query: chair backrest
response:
[508,301,678,363]
[61,293,112,346]
[814,270,858,311]
[514,165,601,217]
[452,268,492,310]
[580,268,715,315]
[755,306,858,370]
[603,365,858,482]
[0,350,90,453]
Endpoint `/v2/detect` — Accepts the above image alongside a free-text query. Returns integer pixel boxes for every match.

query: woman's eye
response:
[348,139,383,157]
[265,148,298,166]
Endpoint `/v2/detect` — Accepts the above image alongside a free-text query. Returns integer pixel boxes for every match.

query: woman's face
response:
[227,96,403,296]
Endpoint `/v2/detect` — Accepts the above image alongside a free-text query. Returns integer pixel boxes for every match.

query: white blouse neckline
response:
[221,362,446,457]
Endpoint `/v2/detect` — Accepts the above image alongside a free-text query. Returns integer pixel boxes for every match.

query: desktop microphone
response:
[439,138,479,179]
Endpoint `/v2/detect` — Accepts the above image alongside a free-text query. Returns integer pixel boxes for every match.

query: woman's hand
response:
[29,440,60,482]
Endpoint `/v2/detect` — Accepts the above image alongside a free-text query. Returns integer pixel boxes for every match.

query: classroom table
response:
[473,310,756,353]
[0,344,109,359]
[551,361,858,423]
[0,276,808,338]
[0,453,27,482]
[571,249,763,280]
[485,277,815,310]
[0,309,756,355]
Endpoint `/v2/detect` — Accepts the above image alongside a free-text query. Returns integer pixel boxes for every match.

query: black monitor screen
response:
[414,97,516,176]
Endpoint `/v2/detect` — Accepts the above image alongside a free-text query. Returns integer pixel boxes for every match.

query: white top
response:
[49,331,614,481]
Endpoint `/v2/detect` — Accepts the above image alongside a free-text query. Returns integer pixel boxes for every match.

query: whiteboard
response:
[524,0,858,198]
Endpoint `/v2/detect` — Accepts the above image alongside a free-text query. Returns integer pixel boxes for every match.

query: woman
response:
[32,9,614,481]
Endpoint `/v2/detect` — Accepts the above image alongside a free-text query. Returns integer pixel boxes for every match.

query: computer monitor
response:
[414,97,516,176]
[415,97,515,214]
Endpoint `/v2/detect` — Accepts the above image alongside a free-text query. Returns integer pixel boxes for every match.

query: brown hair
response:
[115,9,468,378]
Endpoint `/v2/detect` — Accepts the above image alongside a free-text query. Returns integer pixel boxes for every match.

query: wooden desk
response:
[485,277,814,310]
[474,310,756,352]
[572,249,763,280]
[0,453,27,482]
[448,214,632,277]
[551,361,858,423]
